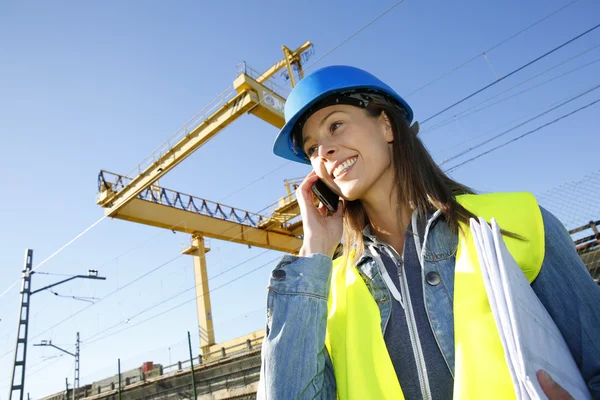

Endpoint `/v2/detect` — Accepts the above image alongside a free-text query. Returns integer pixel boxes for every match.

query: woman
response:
[257,65,600,399]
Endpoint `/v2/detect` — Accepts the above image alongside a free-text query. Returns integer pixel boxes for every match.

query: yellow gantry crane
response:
[96,42,311,355]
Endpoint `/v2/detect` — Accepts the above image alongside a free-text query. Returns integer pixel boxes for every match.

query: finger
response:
[333,200,344,218]
[296,171,319,203]
[298,170,318,192]
[316,202,328,218]
[297,175,324,219]
[537,370,573,400]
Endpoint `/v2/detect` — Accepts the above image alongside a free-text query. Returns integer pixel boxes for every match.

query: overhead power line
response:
[18,253,277,371]
[21,189,289,347]
[4,198,280,358]
[421,22,600,124]
[0,215,107,301]
[445,96,600,172]
[406,0,581,96]
[421,43,600,135]
[0,259,274,391]
[82,255,279,348]
[439,82,600,166]
[0,257,274,391]
[0,252,182,362]
[218,161,291,202]
[78,249,273,346]
[438,74,600,156]
[0,216,191,353]
[302,0,407,74]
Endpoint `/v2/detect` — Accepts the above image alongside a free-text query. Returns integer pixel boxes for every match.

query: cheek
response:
[380,142,393,164]
[311,161,329,180]
[361,140,392,167]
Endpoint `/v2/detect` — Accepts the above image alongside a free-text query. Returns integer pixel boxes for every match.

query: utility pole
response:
[34,332,80,400]
[74,332,80,398]
[8,250,106,400]
[8,250,33,400]
[117,359,122,400]
[188,331,197,399]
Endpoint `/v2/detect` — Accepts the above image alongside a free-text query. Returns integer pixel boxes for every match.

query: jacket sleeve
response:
[532,207,600,397]
[257,253,337,400]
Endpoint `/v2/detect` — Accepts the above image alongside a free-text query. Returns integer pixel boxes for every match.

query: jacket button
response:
[426,271,441,286]
[272,269,286,281]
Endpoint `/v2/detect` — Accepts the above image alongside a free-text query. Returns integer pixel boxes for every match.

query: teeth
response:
[333,157,357,178]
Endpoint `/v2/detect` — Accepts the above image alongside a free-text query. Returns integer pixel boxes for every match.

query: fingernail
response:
[539,370,554,384]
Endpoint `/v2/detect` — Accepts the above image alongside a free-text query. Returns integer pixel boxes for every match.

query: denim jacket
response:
[257,207,600,399]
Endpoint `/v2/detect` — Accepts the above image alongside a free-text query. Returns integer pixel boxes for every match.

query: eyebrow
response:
[302,110,347,147]
[320,110,346,128]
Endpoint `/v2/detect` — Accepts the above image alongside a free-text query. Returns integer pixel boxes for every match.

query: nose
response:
[318,142,336,160]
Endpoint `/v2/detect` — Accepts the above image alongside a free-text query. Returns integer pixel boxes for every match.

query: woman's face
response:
[302,104,394,201]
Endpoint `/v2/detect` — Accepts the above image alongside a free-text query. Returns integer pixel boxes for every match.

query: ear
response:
[380,111,394,142]
[409,121,420,136]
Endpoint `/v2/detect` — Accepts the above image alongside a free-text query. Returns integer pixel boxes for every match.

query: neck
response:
[360,172,412,255]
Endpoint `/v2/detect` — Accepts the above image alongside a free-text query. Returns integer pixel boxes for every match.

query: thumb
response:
[537,370,573,400]
[333,200,344,217]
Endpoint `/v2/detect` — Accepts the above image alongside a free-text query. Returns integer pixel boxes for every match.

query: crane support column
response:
[183,235,215,354]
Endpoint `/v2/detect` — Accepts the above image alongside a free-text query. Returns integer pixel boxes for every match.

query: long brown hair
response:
[341,99,477,261]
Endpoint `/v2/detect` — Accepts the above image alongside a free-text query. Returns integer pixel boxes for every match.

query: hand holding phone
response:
[296,172,343,259]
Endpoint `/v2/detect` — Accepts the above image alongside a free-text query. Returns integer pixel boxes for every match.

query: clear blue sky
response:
[1,0,599,397]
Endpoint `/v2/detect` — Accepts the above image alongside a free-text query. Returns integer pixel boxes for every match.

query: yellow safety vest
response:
[324,192,545,399]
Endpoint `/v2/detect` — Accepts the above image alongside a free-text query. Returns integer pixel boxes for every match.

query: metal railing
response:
[236,62,291,99]
[162,335,264,375]
[120,62,290,182]
[98,171,271,229]
[123,85,238,180]
[74,336,264,399]
[569,219,600,283]
[569,219,600,252]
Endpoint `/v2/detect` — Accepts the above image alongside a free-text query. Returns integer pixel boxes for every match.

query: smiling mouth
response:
[332,157,358,179]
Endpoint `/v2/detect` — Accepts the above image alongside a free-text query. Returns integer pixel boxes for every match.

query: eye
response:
[330,122,342,133]
[305,144,318,158]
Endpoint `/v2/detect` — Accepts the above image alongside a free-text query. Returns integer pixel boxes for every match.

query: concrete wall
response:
[80,351,260,400]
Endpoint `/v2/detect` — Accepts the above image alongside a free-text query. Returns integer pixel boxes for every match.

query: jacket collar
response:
[356,210,438,266]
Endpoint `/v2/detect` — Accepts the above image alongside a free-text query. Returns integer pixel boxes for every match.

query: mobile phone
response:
[311,179,339,213]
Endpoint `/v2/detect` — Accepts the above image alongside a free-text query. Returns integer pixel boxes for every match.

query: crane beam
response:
[112,197,302,253]
[98,89,259,214]
[233,74,286,128]
[256,41,312,84]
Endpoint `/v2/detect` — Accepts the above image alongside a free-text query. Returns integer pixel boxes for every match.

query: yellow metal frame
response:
[97,42,312,355]
[186,236,215,354]
[114,195,301,252]
[255,41,311,84]
[97,90,259,213]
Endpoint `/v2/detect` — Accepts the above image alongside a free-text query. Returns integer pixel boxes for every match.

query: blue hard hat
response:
[272,65,414,164]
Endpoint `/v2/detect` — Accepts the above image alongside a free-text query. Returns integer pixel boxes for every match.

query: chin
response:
[336,181,364,201]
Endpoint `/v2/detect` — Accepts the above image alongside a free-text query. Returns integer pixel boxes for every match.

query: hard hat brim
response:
[273,87,352,165]
[272,66,414,165]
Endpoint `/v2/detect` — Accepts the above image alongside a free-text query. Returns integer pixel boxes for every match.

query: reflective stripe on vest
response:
[324,192,545,400]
